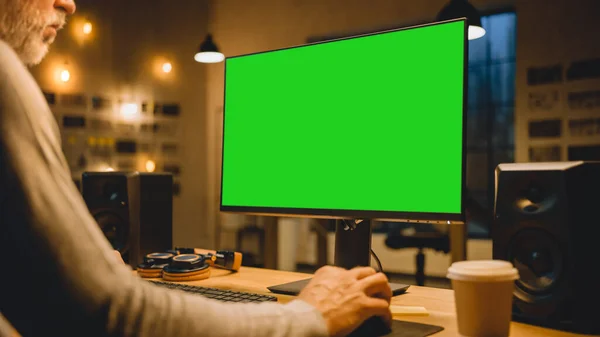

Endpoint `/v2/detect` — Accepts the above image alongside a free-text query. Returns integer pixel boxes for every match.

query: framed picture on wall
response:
[529,145,561,162]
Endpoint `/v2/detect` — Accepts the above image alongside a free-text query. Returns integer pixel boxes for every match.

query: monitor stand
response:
[267,219,410,296]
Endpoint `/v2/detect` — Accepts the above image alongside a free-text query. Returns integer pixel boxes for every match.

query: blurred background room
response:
[33,0,600,289]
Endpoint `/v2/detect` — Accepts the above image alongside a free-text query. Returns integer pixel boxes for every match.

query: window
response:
[466,12,517,238]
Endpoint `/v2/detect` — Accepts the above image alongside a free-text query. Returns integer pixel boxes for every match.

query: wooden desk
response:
[176,266,584,337]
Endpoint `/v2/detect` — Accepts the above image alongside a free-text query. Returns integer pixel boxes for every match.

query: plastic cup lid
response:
[447,260,519,282]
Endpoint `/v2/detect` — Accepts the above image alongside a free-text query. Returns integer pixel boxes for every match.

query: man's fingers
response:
[315,265,343,277]
[349,266,377,280]
[361,297,392,326]
[357,272,392,302]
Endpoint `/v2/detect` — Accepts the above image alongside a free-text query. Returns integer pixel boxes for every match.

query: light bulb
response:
[194,51,224,63]
[162,62,172,73]
[145,160,156,172]
[83,21,93,35]
[105,166,114,172]
[60,69,70,82]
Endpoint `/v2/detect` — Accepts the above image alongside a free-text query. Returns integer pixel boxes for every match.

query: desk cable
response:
[341,219,385,274]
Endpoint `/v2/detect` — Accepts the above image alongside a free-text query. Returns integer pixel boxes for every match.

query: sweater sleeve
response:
[0,40,328,337]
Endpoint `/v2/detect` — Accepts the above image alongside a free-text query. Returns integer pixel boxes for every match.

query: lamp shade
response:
[437,0,486,40]
[194,34,224,63]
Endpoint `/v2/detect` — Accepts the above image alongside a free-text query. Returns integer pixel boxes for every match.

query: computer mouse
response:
[347,316,392,337]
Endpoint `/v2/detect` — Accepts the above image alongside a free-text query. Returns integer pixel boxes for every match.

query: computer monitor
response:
[220,18,467,290]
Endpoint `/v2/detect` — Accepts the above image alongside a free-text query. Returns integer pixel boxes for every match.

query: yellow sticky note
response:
[390,305,429,316]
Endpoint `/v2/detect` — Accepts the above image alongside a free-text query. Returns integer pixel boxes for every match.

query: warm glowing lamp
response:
[162,62,172,73]
[145,160,156,172]
[83,21,93,35]
[60,68,70,83]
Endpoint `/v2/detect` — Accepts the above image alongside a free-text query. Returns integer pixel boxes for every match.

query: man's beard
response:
[0,0,66,66]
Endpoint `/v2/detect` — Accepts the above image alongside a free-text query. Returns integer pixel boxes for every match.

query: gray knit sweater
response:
[0,39,328,337]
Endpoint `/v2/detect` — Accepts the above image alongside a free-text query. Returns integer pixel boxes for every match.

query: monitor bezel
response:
[220,18,468,224]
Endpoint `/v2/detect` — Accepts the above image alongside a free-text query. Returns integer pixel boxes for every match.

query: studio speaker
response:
[493,161,600,335]
[82,172,141,267]
[82,172,173,268]
[138,172,173,258]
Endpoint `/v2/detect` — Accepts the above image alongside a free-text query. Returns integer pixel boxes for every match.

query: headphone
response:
[137,248,243,282]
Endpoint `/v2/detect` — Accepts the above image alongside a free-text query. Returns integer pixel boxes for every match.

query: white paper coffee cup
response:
[447,260,519,337]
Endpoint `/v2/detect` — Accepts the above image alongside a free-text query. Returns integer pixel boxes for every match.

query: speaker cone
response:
[94,211,128,253]
[508,228,562,298]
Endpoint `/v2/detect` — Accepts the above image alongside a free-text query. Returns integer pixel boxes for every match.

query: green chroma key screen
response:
[221,20,466,218]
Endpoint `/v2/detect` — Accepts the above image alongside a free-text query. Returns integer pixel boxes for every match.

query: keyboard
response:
[148,280,278,303]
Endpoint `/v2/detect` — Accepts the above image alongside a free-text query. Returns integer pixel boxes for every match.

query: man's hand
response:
[298,266,392,337]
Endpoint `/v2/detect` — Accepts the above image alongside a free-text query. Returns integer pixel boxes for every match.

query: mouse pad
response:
[387,320,444,337]
[348,319,444,337]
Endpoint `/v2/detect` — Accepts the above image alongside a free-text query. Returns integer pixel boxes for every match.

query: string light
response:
[162,62,172,73]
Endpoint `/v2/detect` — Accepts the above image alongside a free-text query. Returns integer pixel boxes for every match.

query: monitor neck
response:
[334,219,373,269]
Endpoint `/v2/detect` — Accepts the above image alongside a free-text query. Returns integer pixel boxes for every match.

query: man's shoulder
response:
[0,39,23,70]
[0,39,44,121]
[0,41,30,92]
[0,39,36,98]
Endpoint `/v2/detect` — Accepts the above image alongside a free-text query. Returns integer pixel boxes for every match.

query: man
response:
[0,1,393,336]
